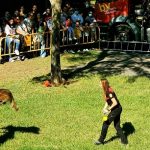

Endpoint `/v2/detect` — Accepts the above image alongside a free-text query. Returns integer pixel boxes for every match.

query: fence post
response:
[98,26,101,51]
[0,38,2,63]
[50,31,52,55]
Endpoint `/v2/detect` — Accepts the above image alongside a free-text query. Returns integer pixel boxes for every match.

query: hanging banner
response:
[94,0,128,23]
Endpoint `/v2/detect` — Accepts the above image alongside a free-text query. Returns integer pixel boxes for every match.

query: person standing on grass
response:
[95,78,128,145]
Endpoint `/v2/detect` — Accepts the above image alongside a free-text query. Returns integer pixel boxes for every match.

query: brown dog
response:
[0,89,19,111]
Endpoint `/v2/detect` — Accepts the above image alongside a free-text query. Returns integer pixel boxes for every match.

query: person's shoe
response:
[94,140,104,145]
[14,50,20,55]
[17,56,21,61]
[69,38,72,41]
[20,55,26,61]
[9,58,15,62]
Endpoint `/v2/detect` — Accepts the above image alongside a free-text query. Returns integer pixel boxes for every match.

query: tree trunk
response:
[49,0,63,85]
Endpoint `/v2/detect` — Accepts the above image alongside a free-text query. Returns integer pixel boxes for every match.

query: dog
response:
[0,89,19,111]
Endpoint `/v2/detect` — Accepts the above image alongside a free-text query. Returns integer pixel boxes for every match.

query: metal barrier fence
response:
[100,40,150,53]
[0,26,101,63]
[60,26,100,49]
[0,31,51,62]
[1,25,150,63]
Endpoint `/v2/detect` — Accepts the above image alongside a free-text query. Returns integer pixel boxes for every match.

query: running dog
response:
[0,89,19,111]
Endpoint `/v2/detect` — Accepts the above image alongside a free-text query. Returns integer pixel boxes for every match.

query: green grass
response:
[0,50,150,150]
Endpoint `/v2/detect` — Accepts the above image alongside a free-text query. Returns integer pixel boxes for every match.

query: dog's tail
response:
[10,94,19,111]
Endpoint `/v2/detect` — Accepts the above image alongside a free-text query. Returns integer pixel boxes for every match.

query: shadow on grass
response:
[0,125,40,145]
[31,50,150,84]
[62,51,150,81]
[104,122,135,144]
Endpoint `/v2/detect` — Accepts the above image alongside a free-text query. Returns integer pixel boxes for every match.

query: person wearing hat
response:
[95,78,128,145]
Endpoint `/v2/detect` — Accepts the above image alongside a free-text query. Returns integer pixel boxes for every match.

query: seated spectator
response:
[4,17,21,62]
[16,16,29,51]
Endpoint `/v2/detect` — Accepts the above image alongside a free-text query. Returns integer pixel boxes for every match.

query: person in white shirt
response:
[5,17,20,62]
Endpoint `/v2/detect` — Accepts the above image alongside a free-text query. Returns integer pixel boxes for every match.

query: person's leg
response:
[40,36,46,58]
[68,27,72,41]
[14,39,20,55]
[95,107,121,145]
[95,111,115,145]
[14,39,21,60]
[98,120,110,143]
[114,112,128,144]
[6,37,14,62]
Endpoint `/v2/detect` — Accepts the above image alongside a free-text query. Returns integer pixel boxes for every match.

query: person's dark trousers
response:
[98,107,128,144]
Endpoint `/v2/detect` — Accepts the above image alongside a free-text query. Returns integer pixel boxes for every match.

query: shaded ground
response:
[62,50,150,80]
[0,50,150,82]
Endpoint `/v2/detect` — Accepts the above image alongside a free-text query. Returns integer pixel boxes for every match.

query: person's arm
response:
[108,95,118,111]
[103,102,108,109]
[16,26,28,36]
[102,102,109,114]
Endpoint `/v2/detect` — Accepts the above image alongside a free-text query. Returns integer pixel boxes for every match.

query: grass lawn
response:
[0,50,150,150]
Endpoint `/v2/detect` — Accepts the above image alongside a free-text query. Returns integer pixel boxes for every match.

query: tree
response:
[49,0,63,85]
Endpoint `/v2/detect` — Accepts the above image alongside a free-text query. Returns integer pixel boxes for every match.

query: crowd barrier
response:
[0,31,51,61]
[101,40,150,53]
[0,26,101,62]
[60,26,100,48]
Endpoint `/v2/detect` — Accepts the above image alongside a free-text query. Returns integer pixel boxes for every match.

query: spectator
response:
[83,22,90,42]
[37,15,47,57]
[83,0,94,18]
[4,11,11,25]
[13,10,19,18]
[43,8,52,31]
[24,12,34,34]
[16,16,29,51]
[60,11,67,26]
[90,19,98,42]
[85,11,95,24]
[13,16,20,26]
[30,4,39,32]
[71,10,84,28]
[4,17,21,62]
[0,24,5,59]
[65,2,74,16]
[19,6,27,18]
[65,17,76,41]
[74,20,83,44]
